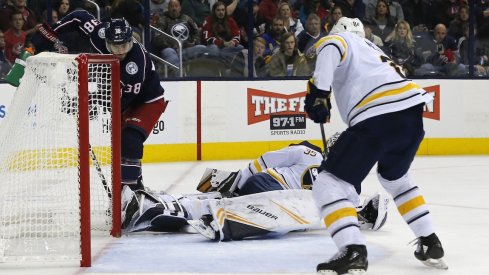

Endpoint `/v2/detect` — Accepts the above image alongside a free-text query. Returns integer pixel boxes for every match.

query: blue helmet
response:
[105,18,132,45]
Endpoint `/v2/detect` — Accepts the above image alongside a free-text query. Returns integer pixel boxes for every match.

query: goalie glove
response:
[38,22,68,54]
[304,79,332,124]
[196,168,241,197]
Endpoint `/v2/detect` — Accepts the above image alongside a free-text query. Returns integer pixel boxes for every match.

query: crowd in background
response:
[1,0,489,79]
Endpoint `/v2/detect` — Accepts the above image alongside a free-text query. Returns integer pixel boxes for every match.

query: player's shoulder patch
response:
[126,62,138,75]
[98,27,105,39]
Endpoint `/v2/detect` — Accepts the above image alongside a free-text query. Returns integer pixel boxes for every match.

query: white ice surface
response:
[2,156,489,275]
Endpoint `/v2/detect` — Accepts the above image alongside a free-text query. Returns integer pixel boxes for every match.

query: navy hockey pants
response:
[321,104,425,194]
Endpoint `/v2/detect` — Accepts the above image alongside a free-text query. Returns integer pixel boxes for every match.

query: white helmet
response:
[330,17,365,38]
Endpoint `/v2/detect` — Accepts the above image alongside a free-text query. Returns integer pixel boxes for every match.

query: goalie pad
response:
[189,189,321,241]
[196,168,241,197]
[122,189,189,233]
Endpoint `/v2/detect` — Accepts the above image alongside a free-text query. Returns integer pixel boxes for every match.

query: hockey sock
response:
[378,173,435,237]
[313,172,365,249]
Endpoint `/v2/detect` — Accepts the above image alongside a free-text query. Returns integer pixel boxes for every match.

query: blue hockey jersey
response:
[51,10,165,111]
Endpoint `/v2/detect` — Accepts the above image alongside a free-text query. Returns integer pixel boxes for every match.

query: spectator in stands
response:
[458,24,488,76]
[297,13,325,54]
[261,16,286,61]
[414,23,466,76]
[181,0,211,27]
[364,0,404,23]
[111,0,144,34]
[228,36,267,77]
[448,4,469,41]
[0,29,12,79]
[56,0,71,19]
[258,0,280,24]
[152,0,209,71]
[201,1,243,64]
[41,7,59,24]
[4,10,26,63]
[364,24,383,47]
[333,0,364,19]
[231,0,266,47]
[298,0,331,26]
[224,0,241,16]
[432,0,465,28]
[322,5,342,34]
[364,0,396,42]
[0,0,39,35]
[267,32,312,76]
[476,0,489,39]
[150,0,169,23]
[384,20,422,76]
[278,2,304,37]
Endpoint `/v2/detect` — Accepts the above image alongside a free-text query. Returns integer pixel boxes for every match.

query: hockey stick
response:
[89,144,112,199]
[319,123,328,158]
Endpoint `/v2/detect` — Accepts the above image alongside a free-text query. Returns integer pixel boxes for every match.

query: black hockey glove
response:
[304,79,332,123]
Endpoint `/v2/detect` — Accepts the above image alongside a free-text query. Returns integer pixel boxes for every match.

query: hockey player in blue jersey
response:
[31,10,168,192]
[304,17,447,274]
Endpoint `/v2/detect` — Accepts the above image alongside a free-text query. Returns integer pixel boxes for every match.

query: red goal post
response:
[78,54,122,267]
[0,53,121,267]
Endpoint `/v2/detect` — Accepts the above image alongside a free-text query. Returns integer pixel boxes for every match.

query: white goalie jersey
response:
[312,32,433,127]
[236,143,324,191]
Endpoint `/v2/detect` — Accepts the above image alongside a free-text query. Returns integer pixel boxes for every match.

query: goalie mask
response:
[330,17,365,38]
[105,18,134,56]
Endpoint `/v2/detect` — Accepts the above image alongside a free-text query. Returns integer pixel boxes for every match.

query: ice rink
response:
[2,155,489,275]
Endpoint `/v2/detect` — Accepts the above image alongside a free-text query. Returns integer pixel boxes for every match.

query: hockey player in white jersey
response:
[121,140,389,241]
[304,17,446,274]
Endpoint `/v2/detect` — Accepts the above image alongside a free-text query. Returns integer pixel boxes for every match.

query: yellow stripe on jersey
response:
[398,196,426,216]
[253,159,263,173]
[357,82,421,109]
[314,35,347,61]
[323,207,357,228]
[266,168,290,189]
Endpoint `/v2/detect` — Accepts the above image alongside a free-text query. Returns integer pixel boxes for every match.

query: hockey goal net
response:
[0,53,121,266]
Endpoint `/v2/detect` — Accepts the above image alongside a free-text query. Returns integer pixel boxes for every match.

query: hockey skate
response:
[317,244,368,275]
[187,214,221,241]
[413,233,448,270]
[357,193,389,231]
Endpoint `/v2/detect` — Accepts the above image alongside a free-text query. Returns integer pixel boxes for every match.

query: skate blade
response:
[421,258,448,270]
[187,219,218,240]
[317,269,366,275]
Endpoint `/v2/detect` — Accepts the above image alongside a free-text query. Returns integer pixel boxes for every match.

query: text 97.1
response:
[269,114,306,130]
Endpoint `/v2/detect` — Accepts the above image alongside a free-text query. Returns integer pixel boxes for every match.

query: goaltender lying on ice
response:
[121,140,390,241]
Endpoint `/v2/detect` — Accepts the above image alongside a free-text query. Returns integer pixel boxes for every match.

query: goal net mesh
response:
[0,53,117,263]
